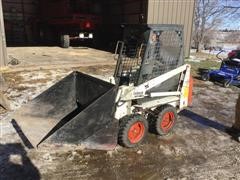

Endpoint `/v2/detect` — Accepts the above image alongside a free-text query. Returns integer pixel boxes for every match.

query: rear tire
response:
[149,105,177,135]
[60,35,70,48]
[118,115,148,148]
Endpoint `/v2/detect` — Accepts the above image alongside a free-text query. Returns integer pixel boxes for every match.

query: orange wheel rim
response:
[161,112,175,132]
[128,121,145,143]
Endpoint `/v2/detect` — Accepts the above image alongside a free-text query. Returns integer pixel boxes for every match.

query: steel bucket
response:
[12,72,118,150]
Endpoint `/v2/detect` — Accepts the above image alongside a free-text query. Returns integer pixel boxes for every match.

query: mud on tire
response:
[118,115,148,148]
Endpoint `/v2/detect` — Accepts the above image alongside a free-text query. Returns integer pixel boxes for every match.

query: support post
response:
[0,0,7,67]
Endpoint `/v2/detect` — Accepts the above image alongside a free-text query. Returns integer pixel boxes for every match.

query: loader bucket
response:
[12,72,118,150]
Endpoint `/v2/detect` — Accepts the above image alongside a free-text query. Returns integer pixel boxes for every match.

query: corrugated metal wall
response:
[147,0,195,57]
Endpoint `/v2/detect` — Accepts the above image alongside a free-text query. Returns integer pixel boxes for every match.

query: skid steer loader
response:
[12,24,193,150]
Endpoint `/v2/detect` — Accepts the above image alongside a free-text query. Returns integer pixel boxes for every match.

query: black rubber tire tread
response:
[148,105,177,136]
[201,73,210,81]
[118,114,148,148]
[223,79,230,88]
[61,35,70,48]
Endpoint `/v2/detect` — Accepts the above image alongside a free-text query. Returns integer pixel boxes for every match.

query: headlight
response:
[79,33,84,38]
[89,33,93,39]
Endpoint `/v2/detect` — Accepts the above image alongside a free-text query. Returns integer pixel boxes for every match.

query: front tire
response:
[60,35,70,48]
[118,115,148,148]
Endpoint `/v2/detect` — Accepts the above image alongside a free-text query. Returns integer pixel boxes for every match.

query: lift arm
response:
[119,64,191,101]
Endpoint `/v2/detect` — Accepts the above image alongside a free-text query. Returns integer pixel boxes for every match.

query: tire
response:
[118,115,148,148]
[201,73,210,81]
[149,105,177,135]
[223,79,230,88]
[60,35,70,48]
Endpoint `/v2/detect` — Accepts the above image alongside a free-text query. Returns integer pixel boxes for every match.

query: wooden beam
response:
[0,0,7,67]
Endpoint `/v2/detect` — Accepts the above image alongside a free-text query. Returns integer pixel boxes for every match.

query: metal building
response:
[147,0,195,57]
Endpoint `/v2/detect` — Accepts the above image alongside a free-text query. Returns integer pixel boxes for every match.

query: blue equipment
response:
[201,51,240,88]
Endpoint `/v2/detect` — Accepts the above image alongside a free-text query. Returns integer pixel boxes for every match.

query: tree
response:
[193,0,240,52]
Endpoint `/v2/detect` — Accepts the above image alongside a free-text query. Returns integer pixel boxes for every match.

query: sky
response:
[222,18,240,30]
[220,0,240,30]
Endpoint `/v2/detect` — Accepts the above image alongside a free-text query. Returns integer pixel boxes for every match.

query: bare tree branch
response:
[193,0,240,52]
[224,6,240,9]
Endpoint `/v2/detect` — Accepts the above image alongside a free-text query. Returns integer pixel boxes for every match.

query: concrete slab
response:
[7,47,116,70]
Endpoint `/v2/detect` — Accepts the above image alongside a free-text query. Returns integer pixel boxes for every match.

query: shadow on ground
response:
[0,143,40,180]
[180,109,228,133]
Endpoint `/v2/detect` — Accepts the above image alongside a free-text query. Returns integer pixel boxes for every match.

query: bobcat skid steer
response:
[12,24,193,150]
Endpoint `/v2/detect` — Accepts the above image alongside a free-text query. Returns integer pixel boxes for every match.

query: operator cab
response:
[114,24,184,92]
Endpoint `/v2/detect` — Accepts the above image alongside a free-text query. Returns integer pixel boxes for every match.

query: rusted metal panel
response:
[0,0,7,67]
[147,0,195,57]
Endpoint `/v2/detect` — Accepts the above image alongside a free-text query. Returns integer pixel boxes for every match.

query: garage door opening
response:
[2,0,148,51]
[2,0,194,56]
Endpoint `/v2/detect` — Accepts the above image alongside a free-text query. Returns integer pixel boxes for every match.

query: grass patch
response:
[186,60,221,77]
[190,52,224,61]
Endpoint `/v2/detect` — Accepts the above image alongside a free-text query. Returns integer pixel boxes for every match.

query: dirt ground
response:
[1,47,240,180]
[6,47,115,72]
